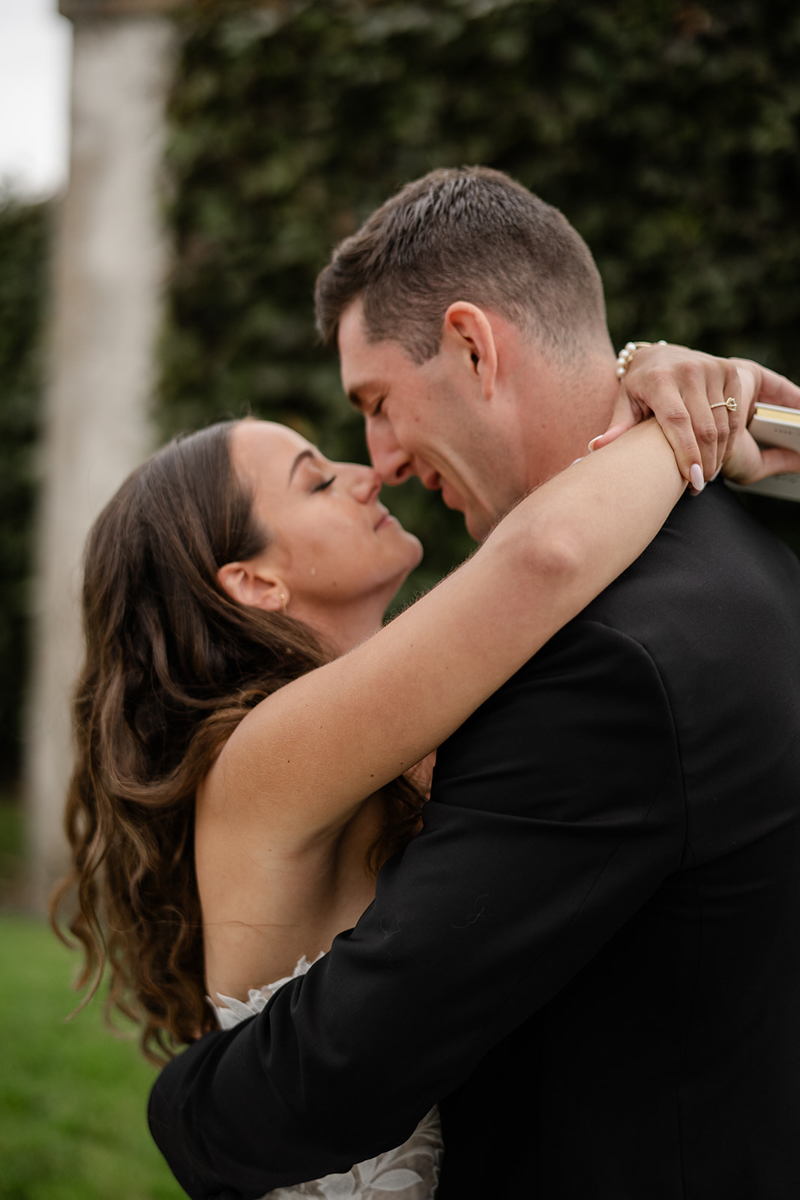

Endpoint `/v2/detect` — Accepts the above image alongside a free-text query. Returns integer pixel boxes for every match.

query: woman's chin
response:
[386,548,422,606]
[405,532,424,570]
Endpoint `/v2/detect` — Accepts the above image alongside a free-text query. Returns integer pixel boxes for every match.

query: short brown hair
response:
[315,166,609,364]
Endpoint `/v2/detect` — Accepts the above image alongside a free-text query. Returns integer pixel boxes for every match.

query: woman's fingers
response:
[730,358,800,415]
[757,446,800,480]
[720,360,800,485]
[599,390,645,443]
[588,421,630,453]
[706,361,742,475]
[628,353,735,484]
[722,361,743,447]
[673,370,722,484]
[612,366,709,486]
[598,346,743,488]
[723,428,800,487]
[588,390,644,453]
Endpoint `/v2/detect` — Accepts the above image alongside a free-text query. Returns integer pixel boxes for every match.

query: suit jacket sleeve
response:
[149,618,687,1199]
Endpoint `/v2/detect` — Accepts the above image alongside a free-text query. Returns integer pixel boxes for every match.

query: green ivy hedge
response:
[0,196,49,786]
[2,0,800,782]
[161,0,800,591]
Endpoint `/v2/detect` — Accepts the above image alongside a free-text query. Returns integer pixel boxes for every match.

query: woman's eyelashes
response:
[312,474,336,493]
[372,395,386,417]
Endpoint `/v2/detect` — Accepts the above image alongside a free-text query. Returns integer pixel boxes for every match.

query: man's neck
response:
[514,347,619,493]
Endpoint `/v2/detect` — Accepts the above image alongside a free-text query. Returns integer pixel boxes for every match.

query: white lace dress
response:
[210,956,443,1200]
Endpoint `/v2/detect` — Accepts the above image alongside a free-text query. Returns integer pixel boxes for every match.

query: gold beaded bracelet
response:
[615,340,668,379]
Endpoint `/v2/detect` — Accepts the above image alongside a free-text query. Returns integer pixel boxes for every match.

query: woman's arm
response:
[202,420,685,849]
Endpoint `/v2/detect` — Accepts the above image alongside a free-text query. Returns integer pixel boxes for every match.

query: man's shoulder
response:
[483,482,800,710]
[579,483,800,647]
[436,483,800,808]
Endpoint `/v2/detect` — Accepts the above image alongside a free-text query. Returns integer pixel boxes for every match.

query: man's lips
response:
[418,467,464,511]
[418,467,442,492]
[439,478,464,512]
[416,464,464,513]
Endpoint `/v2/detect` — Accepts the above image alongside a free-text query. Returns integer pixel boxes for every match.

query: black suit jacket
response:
[149,484,800,1199]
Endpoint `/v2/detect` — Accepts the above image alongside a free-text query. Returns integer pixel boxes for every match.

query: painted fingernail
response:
[710,464,722,481]
[587,435,603,453]
[690,464,705,493]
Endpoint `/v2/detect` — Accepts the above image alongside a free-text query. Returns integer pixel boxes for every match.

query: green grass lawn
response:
[0,798,25,905]
[0,911,185,1200]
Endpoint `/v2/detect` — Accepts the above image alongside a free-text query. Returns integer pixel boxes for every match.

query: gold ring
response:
[710,398,738,412]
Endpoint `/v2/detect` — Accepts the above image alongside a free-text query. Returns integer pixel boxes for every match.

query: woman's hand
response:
[723,359,800,485]
[589,344,800,491]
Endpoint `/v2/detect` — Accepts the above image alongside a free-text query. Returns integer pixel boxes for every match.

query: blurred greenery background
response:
[1,0,799,1195]
[0,900,183,1200]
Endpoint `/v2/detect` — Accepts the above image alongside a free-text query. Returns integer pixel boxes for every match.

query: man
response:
[150,168,800,1198]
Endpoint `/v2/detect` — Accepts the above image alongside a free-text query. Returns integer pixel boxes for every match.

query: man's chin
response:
[440,485,484,541]
[454,504,489,542]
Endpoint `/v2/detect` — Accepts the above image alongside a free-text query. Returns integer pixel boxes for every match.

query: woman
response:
[54,390,751,1198]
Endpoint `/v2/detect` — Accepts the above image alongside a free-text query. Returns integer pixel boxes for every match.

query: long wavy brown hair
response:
[50,420,423,1064]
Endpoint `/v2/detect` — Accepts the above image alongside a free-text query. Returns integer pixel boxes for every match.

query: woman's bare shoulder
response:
[195,767,383,1001]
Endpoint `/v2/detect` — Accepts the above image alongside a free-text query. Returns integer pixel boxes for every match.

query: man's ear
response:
[441,302,498,401]
[217,561,289,613]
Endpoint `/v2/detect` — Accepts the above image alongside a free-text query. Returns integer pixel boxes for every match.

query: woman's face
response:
[228,420,422,638]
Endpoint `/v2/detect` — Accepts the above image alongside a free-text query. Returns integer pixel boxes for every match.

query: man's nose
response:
[366,421,413,486]
[350,464,382,504]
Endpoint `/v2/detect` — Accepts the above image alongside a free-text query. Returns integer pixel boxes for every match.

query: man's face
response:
[338,301,525,541]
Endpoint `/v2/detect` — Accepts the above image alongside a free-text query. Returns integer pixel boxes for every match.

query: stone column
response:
[25,0,181,910]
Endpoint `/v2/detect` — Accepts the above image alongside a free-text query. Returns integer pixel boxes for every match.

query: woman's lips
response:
[374,510,396,531]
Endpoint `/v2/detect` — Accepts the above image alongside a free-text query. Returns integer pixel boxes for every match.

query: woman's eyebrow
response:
[288,449,315,485]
